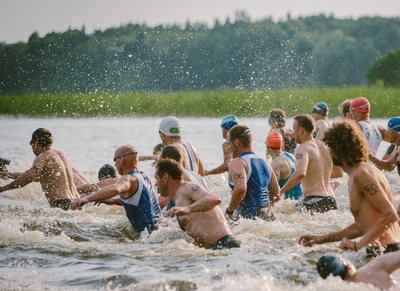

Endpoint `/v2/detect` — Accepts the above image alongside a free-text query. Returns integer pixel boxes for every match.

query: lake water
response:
[0,116,399,291]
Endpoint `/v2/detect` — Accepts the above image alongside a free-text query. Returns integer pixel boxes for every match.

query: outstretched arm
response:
[0,165,41,193]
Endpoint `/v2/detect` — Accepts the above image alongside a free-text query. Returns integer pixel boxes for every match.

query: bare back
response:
[174,182,232,247]
[348,162,400,246]
[295,140,334,197]
[34,150,80,204]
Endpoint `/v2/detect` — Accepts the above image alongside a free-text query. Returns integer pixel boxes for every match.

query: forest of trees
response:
[1,13,400,94]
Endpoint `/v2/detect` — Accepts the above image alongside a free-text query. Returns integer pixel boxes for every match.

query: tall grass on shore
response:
[0,86,399,118]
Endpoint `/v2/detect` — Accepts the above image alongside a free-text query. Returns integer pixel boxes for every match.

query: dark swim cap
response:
[98,164,117,180]
[387,117,400,132]
[317,254,347,280]
[221,114,239,130]
[311,102,329,116]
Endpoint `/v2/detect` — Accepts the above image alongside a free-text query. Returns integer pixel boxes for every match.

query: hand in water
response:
[298,234,320,246]
[339,237,357,251]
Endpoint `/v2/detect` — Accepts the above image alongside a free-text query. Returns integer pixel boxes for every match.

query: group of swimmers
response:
[1,95,400,289]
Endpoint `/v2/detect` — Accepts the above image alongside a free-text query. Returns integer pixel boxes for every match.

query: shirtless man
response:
[157,145,209,209]
[299,121,400,257]
[311,102,330,140]
[317,252,400,290]
[280,114,337,214]
[226,125,280,220]
[70,144,162,234]
[155,158,240,249]
[0,128,80,210]
[158,116,205,176]
[205,114,238,175]
[266,131,302,200]
[350,96,390,155]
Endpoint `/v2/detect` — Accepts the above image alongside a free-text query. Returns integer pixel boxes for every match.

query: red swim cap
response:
[266,131,283,148]
[350,97,370,113]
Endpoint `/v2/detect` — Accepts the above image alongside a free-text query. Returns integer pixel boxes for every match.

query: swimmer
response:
[266,131,302,200]
[268,109,296,154]
[299,121,400,256]
[317,252,400,290]
[158,116,205,176]
[311,102,330,140]
[70,144,162,234]
[98,164,117,180]
[205,114,238,175]
[0,128,80,210]
[155,158,240,249]
[280,114,337,214]
[226,125,280,221]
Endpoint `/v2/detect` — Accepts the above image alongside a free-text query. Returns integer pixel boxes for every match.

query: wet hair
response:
[30,128,53,147]
[269,109,286,127]
[338,99,353,115]
[317,254,349,280]
[294,114,315,133]
[98,164,117,180]
[228,124,252,147]
[156,158,183,181]
[153,143,165,155]
[160,146,183,164]
[322,121,369,167]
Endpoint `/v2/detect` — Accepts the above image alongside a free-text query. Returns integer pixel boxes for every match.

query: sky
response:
[1,0,400,44]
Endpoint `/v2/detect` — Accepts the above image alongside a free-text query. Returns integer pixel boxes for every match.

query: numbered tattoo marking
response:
[296,153,303,160]
[191,185,200,191]
[365,183,379,195]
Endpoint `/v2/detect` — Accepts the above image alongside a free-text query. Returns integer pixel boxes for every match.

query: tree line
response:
[1,13,400,94]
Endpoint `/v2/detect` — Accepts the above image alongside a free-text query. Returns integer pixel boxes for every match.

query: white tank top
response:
[358,120,382,155]
[173,141,199,173]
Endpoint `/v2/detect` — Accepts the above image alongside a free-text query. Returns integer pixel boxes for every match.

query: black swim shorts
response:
[211,235,241,250]
[256,205,276,221]
[50,199,72,211]
[366,242,400,258]
[299,196,338,214]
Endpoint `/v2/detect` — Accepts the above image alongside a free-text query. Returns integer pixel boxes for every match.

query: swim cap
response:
[317,254,347,280]
[159,116,181,136]
[221,114,239,130]
[387,117,400,132]
[350,97,370,113]
[265,131,283,148]
[311,102,329,116]
[98,164,117,180]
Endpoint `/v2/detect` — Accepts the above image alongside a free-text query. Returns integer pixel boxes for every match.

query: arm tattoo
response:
[296,153,303,160]
[191,185,200,191]
[364,183,379,195]
[233,173,244,180]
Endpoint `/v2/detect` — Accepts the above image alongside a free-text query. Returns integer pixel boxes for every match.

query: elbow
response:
[215,196,222,205]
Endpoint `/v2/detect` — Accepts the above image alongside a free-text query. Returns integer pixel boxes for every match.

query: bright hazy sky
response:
[1,0,399,44]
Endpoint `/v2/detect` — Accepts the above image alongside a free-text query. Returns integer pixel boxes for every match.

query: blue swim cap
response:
[221,114,239,130]
[312,102,329,116]
[317,254,347,280]
[387,117,400,132]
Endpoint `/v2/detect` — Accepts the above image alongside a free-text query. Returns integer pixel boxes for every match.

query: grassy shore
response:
[0,86,399,118]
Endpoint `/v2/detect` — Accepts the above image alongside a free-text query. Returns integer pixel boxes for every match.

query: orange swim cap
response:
[350,97,370,113]
[266,131,283,148]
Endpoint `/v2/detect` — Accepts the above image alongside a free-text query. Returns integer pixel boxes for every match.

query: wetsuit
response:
[358,120,382,155]
[228,151,275,221]
[274,152,303,200]
[120,170,162,233]
[384,144,400,175]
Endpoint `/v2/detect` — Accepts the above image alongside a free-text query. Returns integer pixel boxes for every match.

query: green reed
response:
[0,86,399,118]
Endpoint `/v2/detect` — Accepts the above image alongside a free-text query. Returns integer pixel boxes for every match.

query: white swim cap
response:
[159,116,181,136]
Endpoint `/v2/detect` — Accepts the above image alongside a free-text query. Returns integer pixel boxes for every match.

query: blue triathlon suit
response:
[275,152,303,200]
[228,151,273,219]
[119,170,162,233]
